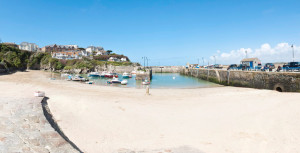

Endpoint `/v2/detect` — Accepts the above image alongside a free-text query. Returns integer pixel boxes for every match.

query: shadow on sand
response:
[41,97,83,153]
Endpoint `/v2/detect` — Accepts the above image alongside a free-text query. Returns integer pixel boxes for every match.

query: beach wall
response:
[151,66,184,73]
[136,69,152,80]
[181,68,300,92]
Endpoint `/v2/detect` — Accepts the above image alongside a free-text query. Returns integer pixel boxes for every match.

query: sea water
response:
[80,73,217,89]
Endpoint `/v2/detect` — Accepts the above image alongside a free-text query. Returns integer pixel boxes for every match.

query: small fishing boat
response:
[111,77,121,83]
[112,73,118,78]
[131,71,136,76]
[105,72,114,78]
[121,80,128,85]
[122,72,131,78]
[72,75,88,81]
[88,72,100,77]
[142,79,150,85]
[85,81,94,84]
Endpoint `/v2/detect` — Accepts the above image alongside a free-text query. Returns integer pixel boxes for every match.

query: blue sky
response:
[0,0,300,65]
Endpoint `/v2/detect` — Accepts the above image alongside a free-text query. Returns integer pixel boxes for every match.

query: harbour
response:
[56,72,218,89]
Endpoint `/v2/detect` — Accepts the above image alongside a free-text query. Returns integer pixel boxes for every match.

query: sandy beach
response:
[1,70,300,153]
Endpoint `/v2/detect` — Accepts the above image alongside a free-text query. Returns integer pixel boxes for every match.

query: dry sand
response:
[1,70,300,153]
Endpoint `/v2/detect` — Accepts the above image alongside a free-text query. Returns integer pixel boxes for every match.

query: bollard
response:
[146,86,150,95]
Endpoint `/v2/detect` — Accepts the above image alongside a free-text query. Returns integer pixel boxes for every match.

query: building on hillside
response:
[2,42,19,48]
[65,45,78,49]
[81,49,88,56]
[41,44,78,53]
[240,58,261,69]
[51,51,82,60]
[86,46,105,56]
[121,57,127,62]
[108,57,120,62]
[19,42,39,52]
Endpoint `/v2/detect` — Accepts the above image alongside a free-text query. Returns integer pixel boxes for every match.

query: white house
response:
[121,57,127,62]
[108,57,120,62]
[52,51,82,60]
[241,58,261,69]
[86,46,104,56]
[19,42,39,52]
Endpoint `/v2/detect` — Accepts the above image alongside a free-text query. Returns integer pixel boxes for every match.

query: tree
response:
[106,50,113,55]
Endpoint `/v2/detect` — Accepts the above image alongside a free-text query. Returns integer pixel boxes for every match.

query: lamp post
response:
[213,56,216,65]
[142,57,146,70]
[292,45,294,62]
[146,57,149,68]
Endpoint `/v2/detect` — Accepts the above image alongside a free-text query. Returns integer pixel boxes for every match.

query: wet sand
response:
[1,70,300,153]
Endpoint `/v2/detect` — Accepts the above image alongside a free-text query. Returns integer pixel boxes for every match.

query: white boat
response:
[85,81,94,84]
[122,72,132,78]
[121,80,128,85]
[131,71,136,75]
[111,77,121,83]
[142,79,150,85]
[88,72,100,77]
[72,75,88,81]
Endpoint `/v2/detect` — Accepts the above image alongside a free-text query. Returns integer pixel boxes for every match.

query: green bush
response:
[64,66,72,70]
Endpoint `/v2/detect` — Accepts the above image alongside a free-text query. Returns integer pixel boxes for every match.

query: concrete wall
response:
[135,69,152,80]
[181,68,300,92]
[151,66,184,73]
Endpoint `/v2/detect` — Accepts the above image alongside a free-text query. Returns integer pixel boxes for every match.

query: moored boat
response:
[72,75,88,81]
[88,72,100,77]
[111,77,121,83]
[142,78,150,85]
[85,81,94,84]
[121,80,128,85]
[122,72,131,78]
[105,72,114,78]
[131,71,136,75]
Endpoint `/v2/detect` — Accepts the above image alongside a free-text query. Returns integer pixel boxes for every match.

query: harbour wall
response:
[181,68,300,92]
[151,66,184,73]
[135,69,153,80]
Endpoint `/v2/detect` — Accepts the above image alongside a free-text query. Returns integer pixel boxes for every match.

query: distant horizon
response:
[1,0,300,66]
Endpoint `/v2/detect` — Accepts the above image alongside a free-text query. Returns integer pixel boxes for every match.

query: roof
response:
[45,44,76,49]
[241,58,260,62]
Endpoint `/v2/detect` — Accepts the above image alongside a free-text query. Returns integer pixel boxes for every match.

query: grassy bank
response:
[0,44,134,72]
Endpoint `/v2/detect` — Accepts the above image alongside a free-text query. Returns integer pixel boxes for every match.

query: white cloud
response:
[211,43,300,64]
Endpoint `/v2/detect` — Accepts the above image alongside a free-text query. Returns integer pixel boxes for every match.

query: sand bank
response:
[1,70,300,153]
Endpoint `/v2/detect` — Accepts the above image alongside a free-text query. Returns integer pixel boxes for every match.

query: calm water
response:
[74,73,217,89]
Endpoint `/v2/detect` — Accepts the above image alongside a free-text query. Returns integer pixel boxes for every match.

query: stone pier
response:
[135,69,152,80]
[181,68,300,92]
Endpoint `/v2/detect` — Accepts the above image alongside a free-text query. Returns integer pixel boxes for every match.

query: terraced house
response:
[51,51,82,60]
[41,44,78,52]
